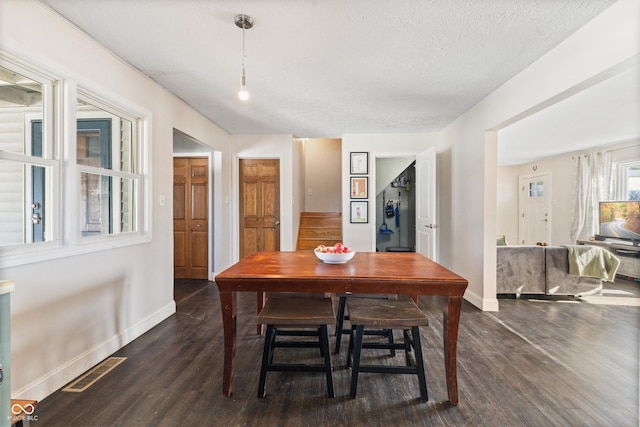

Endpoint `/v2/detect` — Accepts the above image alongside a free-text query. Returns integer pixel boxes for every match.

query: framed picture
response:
[350,176,368,199]
[350,152,368,175]
[350,201,368,223]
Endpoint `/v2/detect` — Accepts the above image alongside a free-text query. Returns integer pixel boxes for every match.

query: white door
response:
[416,147,437,261]
[519,173,551,245]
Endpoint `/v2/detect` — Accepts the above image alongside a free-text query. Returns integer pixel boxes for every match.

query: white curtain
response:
[570,152,612,242]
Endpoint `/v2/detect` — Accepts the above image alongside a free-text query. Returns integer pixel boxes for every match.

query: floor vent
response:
[62,357,126,392]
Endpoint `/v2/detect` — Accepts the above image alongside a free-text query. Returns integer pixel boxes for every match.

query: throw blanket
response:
[563,245,621,282]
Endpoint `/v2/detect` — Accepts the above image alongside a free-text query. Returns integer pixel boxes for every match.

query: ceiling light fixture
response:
[235,14,253,101]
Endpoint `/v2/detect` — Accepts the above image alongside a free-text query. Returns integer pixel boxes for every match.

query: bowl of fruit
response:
[314,243,355,264]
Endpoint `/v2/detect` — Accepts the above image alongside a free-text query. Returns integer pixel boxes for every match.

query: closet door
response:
[174,157,209,279]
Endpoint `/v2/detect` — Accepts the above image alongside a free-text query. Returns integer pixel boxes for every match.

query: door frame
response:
[518,172,552,245]
[173,152,215,280]
[236,157,281,260]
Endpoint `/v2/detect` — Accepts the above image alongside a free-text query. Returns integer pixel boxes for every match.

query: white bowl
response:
[314,250,356,264]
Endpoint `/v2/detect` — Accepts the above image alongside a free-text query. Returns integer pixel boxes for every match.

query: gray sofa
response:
[497,246,602,297]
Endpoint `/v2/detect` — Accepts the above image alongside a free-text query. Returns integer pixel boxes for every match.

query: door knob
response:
[275,221,280,226]
[425,224,439,229]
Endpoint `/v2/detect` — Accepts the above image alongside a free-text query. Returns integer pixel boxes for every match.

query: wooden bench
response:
[10,399,38,426]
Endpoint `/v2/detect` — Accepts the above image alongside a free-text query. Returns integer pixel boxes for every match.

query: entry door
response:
[415,147,437,261]
[519,173,551,245]
[239,159,280,259]
[174,157,209,279]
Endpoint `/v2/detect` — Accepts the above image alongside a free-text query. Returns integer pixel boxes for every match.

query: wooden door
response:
[174,157,209,279]
[239,159,280,259]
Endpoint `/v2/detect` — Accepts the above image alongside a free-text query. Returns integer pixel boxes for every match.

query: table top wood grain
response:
[215,251,468,296]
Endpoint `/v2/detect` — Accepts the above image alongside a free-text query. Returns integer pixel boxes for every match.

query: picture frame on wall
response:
[350,176,368,199]
[350,201,368,223]
[350,152,368,175]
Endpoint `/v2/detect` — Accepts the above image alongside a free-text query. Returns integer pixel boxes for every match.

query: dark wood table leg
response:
[443,296,463,405]
[220,290,237,396]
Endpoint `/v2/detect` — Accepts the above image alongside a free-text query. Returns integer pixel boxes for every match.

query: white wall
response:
[303,138,342,212]
[293,139,305,244]
[341,133,441,253]
[496,165,519,245]
[443,0,639,311]
[497,140,640,246]
[0,0,231,400]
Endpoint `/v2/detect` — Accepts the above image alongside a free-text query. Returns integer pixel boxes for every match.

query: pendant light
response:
[235,14,253,101]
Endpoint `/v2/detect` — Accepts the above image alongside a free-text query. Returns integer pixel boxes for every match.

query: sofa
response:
[497,245,603,297]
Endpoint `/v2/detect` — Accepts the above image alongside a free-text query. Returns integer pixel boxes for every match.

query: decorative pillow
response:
[497,235,508,246]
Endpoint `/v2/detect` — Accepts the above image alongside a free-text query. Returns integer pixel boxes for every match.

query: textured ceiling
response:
[39,0,620,147]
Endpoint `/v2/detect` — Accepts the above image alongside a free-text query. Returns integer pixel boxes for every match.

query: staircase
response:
[296,212,342,250]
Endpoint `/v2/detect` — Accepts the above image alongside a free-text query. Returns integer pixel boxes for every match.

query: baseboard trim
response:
[464,289,499,311]
[13,301,176,401]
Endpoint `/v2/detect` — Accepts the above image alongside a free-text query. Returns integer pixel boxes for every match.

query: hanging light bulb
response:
[235,14,253,101]
[239,67,249,101]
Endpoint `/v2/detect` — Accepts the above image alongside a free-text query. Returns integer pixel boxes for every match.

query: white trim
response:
[11,301,176,401]
[463,288,499,312]
[0,235,151,268]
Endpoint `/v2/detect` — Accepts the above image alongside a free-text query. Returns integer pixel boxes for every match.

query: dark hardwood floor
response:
[35,278,640,426]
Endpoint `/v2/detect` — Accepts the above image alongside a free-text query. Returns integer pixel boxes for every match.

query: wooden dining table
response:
[214,250,468,404]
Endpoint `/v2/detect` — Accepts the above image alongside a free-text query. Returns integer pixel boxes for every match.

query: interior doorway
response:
[172,128,219,304]
[375,157,416,252]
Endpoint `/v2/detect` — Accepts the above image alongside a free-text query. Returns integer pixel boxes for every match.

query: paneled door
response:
[519,172,551,245]
[174,157,209,279]
[239,159,280,259]
[416,147,438,261]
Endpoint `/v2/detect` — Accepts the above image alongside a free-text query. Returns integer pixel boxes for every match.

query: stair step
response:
[298,228,341,239]
[296,212,342,251]
[300,217,342,228]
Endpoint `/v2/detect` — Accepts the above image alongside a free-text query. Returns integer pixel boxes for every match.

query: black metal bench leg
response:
[349,325,365,398]
[258,325,276,398]
[387,328,396,356]
[346,325,356,367]
[334,296,347,354]
[319,325,335,398]
[403,329,412,366]
[411,326,428,401]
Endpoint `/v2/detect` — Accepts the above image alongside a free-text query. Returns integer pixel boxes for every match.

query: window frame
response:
[0,51,151,268]
[73,88,149,247]
[612,159,640,201]
[0,54,61,258]
[75,90,146,244]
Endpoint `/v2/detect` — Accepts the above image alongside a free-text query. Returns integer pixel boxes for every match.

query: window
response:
[611,160,640,201]
[0,52,148,266]
[76,92,141,240]
[528,181,544,198]
[0,62,58,249]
